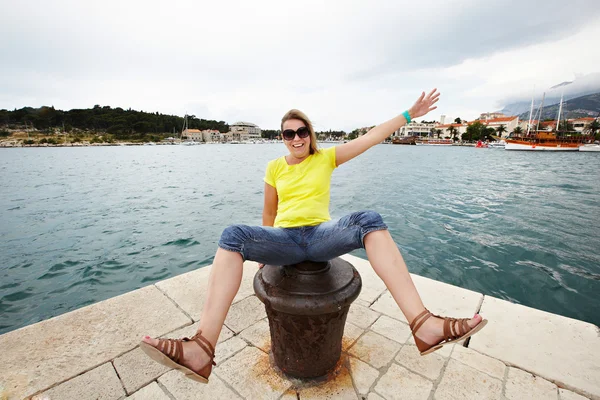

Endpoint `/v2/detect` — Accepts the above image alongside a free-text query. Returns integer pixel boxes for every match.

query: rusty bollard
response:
[253,258,362,378]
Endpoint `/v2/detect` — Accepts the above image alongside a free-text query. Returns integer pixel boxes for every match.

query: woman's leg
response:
[142,224,305,372]
[141,247,243,372]
[307,210,483,347]
[363,229,482,346]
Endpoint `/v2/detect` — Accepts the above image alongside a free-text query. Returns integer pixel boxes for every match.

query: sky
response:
[1,0,600,131]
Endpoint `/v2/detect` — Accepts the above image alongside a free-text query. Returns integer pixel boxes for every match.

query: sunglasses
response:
[282,126,310,141]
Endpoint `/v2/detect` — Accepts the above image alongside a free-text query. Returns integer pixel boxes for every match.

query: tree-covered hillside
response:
[0,106,229,141]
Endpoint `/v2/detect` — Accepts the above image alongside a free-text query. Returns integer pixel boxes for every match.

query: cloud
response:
[1,0,599,130]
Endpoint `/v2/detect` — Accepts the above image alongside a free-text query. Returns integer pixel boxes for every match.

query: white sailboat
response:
[579,144,600,152]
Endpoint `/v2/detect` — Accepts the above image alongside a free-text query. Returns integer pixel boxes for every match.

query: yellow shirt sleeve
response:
[264,159,276,187]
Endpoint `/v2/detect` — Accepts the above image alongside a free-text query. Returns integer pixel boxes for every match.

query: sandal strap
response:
[155,329,217,368]
[184,330,217,366]
[409,309,430,331]
[443,317,472,341]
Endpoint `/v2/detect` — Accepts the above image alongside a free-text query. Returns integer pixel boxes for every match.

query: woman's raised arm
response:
[335,89,440,166]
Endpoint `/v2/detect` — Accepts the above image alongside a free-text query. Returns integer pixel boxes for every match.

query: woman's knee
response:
[352,210,385,228]
[219,224,251,252]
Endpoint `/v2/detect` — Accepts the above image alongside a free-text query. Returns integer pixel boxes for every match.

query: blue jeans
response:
[218,210,388,265]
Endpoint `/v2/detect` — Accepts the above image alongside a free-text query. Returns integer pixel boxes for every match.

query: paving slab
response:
[370,277,482,325]
[342,322,365,351]
[470,296,600,399]
[0,285,190,400]
[215,346,292,399]
[159,369,242,400]
[347,356,379,396]
[154,261,258,320]
[347,303,381,329]
[126,382,171,400]
[224,295,267,333]
[559,388,591,400]
[114,347,170,395]
[163,320,235,344]
[31,363,124,400]
[395,345,446,381]
[239,318,271,352]
[505,367,558,400]
[297,363,358,399]
[154,266,212,320]
[281,389,299,399]
[348,331,402,369]
[450,345,505,380]
[434,359,503,400]
[340,254,387,304]
[233,261,261,304]
[370,315,412,344]
[374,363,433,400]
[215,336,248,363]
[368,393,385,400]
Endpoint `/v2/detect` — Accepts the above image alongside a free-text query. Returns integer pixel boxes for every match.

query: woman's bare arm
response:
[335,89,440,166]
[262,182,278,226]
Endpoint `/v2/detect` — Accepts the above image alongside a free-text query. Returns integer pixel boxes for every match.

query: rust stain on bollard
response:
[254,258,362,379]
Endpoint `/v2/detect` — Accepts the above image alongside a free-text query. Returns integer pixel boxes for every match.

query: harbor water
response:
[1,144,599,335]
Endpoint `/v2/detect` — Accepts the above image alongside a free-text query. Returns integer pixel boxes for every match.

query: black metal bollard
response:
[253,258,362,378]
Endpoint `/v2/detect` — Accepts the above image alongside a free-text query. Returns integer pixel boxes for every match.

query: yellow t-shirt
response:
[264,146,337,228]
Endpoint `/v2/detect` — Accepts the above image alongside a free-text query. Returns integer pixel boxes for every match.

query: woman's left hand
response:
[408,89,440,119]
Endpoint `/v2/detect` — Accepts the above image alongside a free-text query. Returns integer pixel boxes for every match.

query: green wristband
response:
[402,110,412,124]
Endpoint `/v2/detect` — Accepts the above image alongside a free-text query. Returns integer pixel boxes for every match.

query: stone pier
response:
[1,254,598,399]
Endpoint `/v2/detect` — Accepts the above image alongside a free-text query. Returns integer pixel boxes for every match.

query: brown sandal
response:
[139,330,216,383]
[409,309,488,356]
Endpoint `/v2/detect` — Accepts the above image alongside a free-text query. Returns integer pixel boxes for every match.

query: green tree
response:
[496,124,507,138]
[446,125,457,140]
[463,121,484,142]
[512,126,523,135]
[586,120,600,140]
[454,117,462,124]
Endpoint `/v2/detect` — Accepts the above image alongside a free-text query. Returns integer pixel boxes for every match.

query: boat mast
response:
[526,86,535,136]
[181,113,188,139]
[536,92,545,132]
[556,91,564,135]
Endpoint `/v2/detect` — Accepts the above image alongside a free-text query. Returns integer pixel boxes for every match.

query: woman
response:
[140,89,487,383]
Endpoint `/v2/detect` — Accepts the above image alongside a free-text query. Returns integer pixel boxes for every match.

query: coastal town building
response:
[435,123,467,138]
[182,128,203,141]
[201,129,221,142]
[572,117,596,132]
[477,116,520,137]
[182,128,223,142]
[394,122,437,137]
[230,122,262,141]
[479,112,507,120]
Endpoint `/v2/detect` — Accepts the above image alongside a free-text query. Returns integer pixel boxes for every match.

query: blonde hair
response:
[281,109,319,155]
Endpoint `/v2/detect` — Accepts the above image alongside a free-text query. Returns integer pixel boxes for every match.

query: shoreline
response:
[1,254,598,400]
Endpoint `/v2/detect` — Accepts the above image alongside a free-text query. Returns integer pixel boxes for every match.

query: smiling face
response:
[283,118,311,162]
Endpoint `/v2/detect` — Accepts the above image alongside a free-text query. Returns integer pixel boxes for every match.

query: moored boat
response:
[392,136,417,145]
[416,138,453,146]
[579,143,600,152]
[505,131,583,151]
[488,140,506,148]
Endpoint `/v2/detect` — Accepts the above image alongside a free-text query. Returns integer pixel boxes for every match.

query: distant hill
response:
[517,92,600,120]
[0,105,229,141]
[499,73,600,116]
